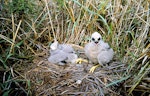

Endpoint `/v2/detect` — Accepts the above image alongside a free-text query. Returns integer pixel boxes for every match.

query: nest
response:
[26,47,127,96]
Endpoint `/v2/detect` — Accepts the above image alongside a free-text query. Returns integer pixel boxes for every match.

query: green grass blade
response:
[106,76,130,87]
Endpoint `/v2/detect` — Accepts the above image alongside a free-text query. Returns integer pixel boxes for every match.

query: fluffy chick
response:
[84,32,114,73]
[48,40,78,65]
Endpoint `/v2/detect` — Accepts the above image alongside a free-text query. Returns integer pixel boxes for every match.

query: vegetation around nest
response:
[0,0,149,95]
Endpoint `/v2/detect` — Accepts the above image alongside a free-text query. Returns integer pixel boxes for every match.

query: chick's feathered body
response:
[84,32,114,66]
[84,43,101,64]
[97,41,114,65]
[50,44,74,55]
[48,41,78,65]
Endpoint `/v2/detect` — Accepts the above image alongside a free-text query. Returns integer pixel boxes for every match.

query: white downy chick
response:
[84,32,114,72]
[48,40,78,65]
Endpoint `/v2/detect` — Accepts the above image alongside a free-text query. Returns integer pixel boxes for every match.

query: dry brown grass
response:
[0,0,149,95]
[26,50,127,96]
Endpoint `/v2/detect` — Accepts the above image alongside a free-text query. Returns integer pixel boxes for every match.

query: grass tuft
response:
[0,0,149,95]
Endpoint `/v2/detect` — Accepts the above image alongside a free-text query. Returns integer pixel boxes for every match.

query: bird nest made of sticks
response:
[25,46,127,96]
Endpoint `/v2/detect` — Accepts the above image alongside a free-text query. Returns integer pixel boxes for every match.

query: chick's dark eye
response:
[92,38,95,41]
[98,38,101,41]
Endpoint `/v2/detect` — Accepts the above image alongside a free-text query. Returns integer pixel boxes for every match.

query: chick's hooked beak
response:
[94,41,99,44]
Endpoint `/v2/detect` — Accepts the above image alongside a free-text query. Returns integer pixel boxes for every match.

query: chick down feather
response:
[48,40,78,65]
[84,32,114,65]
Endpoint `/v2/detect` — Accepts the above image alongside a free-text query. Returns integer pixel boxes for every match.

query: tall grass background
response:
[0,0,149,95]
